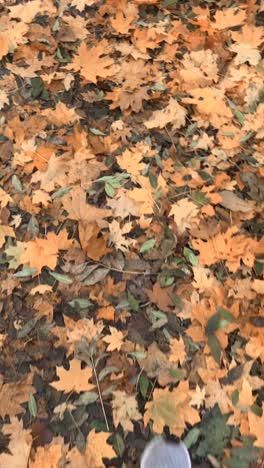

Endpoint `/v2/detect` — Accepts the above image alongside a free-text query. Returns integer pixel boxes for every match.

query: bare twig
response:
[90,353,110,431]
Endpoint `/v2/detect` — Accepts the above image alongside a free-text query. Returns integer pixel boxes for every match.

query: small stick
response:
[90,353,110,431]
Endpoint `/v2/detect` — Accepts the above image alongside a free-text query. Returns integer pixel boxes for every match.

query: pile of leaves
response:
[0,0,264,466]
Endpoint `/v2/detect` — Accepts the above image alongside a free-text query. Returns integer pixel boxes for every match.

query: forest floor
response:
[0,0,264,466]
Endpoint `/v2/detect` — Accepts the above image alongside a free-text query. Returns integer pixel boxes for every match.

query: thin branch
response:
[90,353,110,431]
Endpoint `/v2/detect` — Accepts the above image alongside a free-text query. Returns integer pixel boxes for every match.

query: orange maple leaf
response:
[85,429,115,467]
[192,226,257,272]
[66,40,118,84]
[51,359,95,393]
[20,230,75,274]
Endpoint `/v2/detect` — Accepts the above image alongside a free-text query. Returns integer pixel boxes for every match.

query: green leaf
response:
[68,298,93,309]
[206,313,221,335]
[197,405,231,458]
[217,307,236,323]
[149,172,157,188]
[208,334,221,365]
[51,186,71,199]
[14,266,37,278]
[98,366,119,382]
[52,18,60,31]
[11,175,23,193]
[169,367,186,380]
[191,192,210,205]
[228,99,244,126]
[90,127,106,136]
[127,351,146,359]
[113,433,125,457]
[184,427,200,449]
[240,131,254,143]
[28,393,37,418]
[75,391,98,406]
[30,77,43,99]
[49,271,73,284]
[105,182,115,198]
[164,0,177,6]
[140,238,156,253]
[183,247,198,266]
[127,290,140,312]
[139,375,149,399]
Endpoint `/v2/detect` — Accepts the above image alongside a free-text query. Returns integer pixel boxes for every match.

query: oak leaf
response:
[51,359,95,393]
[112,391,141,431]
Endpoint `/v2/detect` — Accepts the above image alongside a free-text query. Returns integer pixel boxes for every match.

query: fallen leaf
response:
[144,381,200,437]
[145,98,187,130]
[112,391,141,431]
[85,429,115,467]
[103,326,124,351]
[51,359,95,393]
[0,417,32,468]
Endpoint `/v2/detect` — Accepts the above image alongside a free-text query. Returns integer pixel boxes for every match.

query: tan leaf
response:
[108,219,133,252]
[85,429,115,467]
[66,40,118,84]
[0,90,9,110]
[103,326,124,351]
[0,373,34,418]
[169,198,199,235]
[145,98,187,130]
[51,359,95,393]
[219,191,256,213]
[71,0,96,12]
[169,337,186,365]
[248,404,264,447]
[30,284,53,295]
[29,437,67,468]
[0,225,15,248]
[0,417,32,468]
[146,282,173,312]
[112,391,141,431]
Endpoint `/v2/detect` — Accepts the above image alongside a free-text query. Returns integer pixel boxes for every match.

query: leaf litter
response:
[0,0,263,467]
